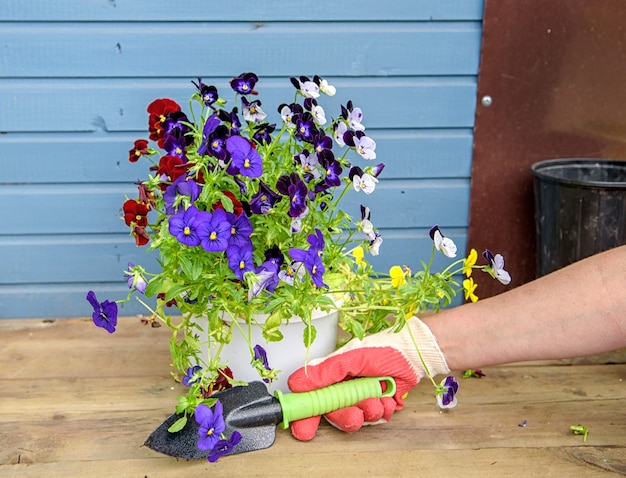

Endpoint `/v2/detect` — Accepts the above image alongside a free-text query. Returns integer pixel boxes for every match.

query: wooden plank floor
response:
[1,317,625,477]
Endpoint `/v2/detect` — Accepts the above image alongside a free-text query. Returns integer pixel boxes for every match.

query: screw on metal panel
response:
[481,95,493,107]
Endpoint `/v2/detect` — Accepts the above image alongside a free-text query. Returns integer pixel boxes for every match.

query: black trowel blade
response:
[145,381,284,460]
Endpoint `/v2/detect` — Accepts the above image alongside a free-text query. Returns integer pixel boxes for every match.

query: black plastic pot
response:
[532,158,626,276]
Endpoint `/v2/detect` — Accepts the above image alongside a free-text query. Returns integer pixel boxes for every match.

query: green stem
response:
[405,320,438,389]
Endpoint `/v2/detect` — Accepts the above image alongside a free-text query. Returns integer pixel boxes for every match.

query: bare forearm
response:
[423,245,626,370]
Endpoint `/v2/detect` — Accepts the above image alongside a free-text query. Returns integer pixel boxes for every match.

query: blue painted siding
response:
[0,1,484,318]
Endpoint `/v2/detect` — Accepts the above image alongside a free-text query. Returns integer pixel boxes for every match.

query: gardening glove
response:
[287,316,450,441]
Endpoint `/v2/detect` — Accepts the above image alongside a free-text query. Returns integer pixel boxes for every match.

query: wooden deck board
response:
[1,317,624,477]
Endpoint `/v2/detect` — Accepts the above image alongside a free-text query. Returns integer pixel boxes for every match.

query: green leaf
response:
[165,284,188,302]
[264,311,283,330]
[350,321,365,340]
[144,276,164,298]
[180,255,202,280]
[219,193,234,213]
[303,324,317,347]
[200,397,218,408]
[167,415,188,433]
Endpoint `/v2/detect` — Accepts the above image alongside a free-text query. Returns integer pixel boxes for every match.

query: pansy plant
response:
[87,72,512,459]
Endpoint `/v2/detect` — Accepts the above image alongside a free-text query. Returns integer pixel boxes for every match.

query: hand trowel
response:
[145,376,396,459]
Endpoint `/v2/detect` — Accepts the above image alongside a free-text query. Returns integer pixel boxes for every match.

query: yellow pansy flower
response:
[463,248,478,277]
[389,265,406,288]
[463,277,479,303]
[352,246,364,264]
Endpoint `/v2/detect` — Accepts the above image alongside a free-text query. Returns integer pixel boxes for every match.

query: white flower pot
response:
[196,306,339,393]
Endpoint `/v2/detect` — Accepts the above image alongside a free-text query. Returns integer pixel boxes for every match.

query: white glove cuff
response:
[341,316,451,380]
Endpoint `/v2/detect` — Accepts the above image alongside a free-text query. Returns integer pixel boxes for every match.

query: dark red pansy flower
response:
[155,155,190,190]
[147,98,181,147]
[122,199,150,227]
[157,292,177,307]
[128,139,149,163]
[132,225,150,246]
[136,182,156,208]
[200,367,234,398]
[147,98,181,121]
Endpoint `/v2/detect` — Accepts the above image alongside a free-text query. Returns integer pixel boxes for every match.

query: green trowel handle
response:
[274,376,396,429]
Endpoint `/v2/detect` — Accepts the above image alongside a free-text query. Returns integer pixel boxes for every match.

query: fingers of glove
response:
[290,415,322,442]
[290,397,401,440]
[380,396,400,422]
[355,396,399,424]
[324,406,365,433]
[322,401,397,431]
[354,397,385,423]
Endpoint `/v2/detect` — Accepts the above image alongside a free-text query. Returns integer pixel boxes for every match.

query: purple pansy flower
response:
[253,344,273,383]
[307,227,325,253]
[168,206,202,247]
[276,173,308,218]
[230,72,259,95]
[307,253,327,288]
[249,181,282,214]
[86,290,118,333]
[304,98,327,125]
[163,175,201,215]
[226,135,263,178]
[278,102,303,127]
[227,244,255,280]
[295,149,321,180]
[289,229,327,288]
[194,402,226,451]
[207,431,242,462]
[294,112,317,143]
[248,261,280,300]
[429,225,457,258]
[290,75,320,99]
[437,376,459,409]
[162,111,192,147]
[278,261,304,285]
[207,126,232,162]
[318,150,342,187]
[218,107,242,135]
[333,120,347,147]
[241,97,267,123]
[349,166,378,194]
[370,162,386,178]
[482,249,512,285]
[163,128,188,159]
[341,100,365,131]
[192,78,219,107]
[226,212,253,248]
[344,130,376,160]
[369,230,383,256]
[312,132,332,155]
[124,262,147,294]
[196,114,221,157]
[196,209,232,252]
[251,122,276,145]
[354,133,377,160]
[182,365,202,386]
[264,245,285,269]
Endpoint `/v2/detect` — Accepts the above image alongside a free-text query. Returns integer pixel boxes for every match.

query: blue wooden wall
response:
[0,1,484,318]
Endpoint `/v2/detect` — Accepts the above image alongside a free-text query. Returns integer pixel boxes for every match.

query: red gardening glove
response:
[287,317,450,441]
[288,346,418,440]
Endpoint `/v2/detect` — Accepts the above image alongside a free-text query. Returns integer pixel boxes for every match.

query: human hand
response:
[287,317,450,441]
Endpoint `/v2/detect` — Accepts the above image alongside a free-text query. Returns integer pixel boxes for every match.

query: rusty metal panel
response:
[469,0,626,298]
